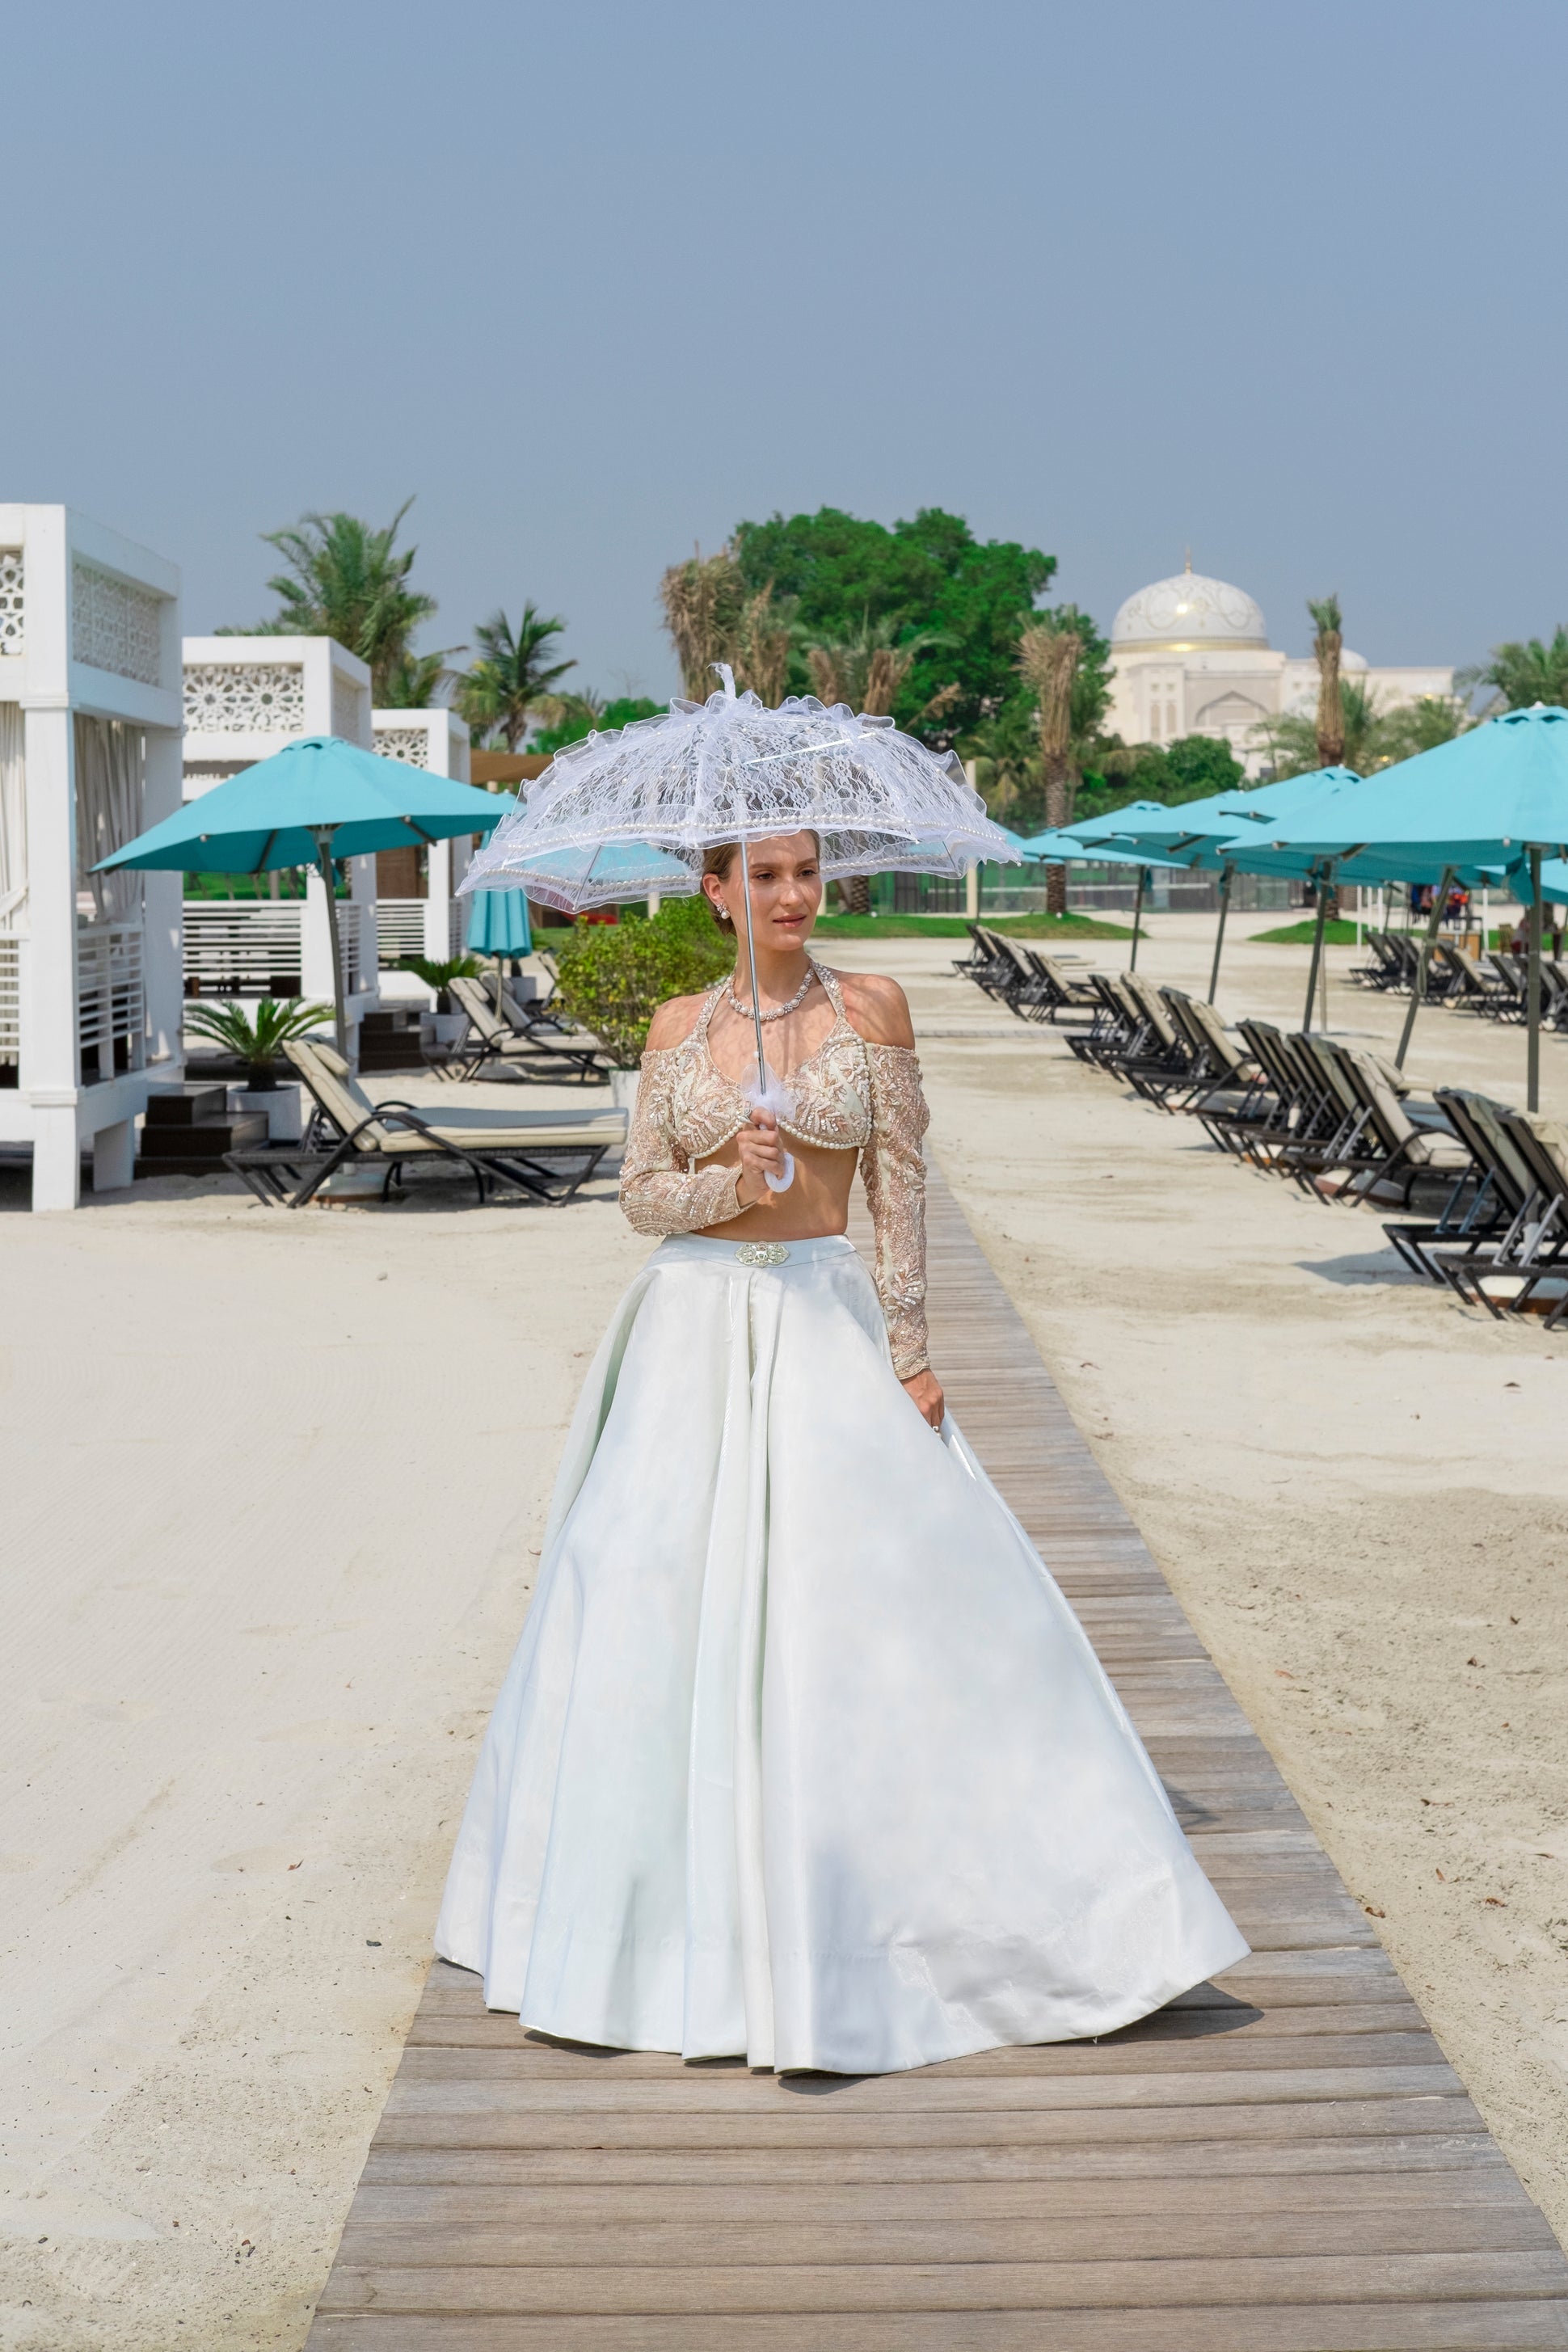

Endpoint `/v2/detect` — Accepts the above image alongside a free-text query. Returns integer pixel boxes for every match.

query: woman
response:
[436,832,1247,2075]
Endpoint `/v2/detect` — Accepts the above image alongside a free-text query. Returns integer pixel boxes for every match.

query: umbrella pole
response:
[310,826,348,1060]
[740,836,767,1095]
[1302,868,1330,1035]
[1528,846,1542,1115]
[1129,868,1147,971]
[1395,863,1455,1070]
[1208,863,1233,1004]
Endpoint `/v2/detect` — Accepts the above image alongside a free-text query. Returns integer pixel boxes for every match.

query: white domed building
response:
[1104,561,1452,778]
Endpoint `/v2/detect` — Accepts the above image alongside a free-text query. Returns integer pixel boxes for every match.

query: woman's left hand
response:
[902,1369,944,1431]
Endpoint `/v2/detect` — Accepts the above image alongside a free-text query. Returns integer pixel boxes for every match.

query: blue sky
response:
[6,0,1565,697]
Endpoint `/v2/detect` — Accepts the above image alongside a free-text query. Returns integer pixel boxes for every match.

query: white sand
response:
[3,926,1567,2346]
[0,1100,647,2350]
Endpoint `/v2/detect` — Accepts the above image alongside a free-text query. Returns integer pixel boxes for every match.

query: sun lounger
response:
[223,1039,623,1208]
[1431,942,1515,1016]
[1386,1089,1539,1283]
[1444,1112,1568,1323]
[447,976,612,1084]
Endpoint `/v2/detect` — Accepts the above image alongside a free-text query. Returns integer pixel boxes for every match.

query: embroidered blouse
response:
[619,963,931,1378]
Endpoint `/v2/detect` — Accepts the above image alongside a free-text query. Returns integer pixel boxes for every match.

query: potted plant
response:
[182,995,332,1140]
[399,953,483,1051]
[553,899,733,1107]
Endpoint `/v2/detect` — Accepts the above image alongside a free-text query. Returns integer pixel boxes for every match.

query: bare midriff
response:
[694,1133,858,1243]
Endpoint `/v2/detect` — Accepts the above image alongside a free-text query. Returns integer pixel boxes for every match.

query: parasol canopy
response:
[462,671,1019,911]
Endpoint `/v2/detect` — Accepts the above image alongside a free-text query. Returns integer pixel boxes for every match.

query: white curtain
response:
[74,715,145,922]
[0,703,23,931]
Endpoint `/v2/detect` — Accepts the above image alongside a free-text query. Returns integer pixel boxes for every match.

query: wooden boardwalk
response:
[308,1175,1568,2350]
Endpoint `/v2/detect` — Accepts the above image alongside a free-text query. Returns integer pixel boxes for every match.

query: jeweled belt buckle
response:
[736,1241,789,1267]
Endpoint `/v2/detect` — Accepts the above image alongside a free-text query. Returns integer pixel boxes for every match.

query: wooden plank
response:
[369,2093,1489,2151]
[305,2304,1568,2350]
[303,1168,1568,2347]
[314,2249,1568,2315]
[358,2134,1514,2190]
[330,2206,1559,2270]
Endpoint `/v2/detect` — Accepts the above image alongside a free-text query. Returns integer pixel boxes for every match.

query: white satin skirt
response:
[436,1233,1248,2075]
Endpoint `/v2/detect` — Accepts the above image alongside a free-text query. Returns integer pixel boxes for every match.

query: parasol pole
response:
[739,832,768,1096]
[1302,862,1335,1035]
[1128,867,1148,970]
[310,824,349,1060]
[1208,862,1233,1004]
[1395,863,1455,1069]
[1527,845,1542,1115]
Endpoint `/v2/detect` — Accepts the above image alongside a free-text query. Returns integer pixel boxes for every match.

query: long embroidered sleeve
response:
[619,1047,745,1237]
[860,1044,930,1380]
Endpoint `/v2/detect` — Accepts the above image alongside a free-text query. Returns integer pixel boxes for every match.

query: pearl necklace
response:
[725,960,817,1024]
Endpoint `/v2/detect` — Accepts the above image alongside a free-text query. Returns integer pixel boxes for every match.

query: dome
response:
[1111,566,1267,652]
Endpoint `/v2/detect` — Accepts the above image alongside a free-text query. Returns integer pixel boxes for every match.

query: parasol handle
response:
[739,834,795,1194]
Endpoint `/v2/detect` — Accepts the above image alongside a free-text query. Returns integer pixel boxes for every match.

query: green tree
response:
[1073,734,1246,826]
[732,506,1055,743]
[1463,626,1568,712]
[805,613,958,719]
[1375,694,1473,763]
[231,501,439,701]
[530,693,664,757]
[379,647,462,709]
[1250,677,1389,779]
[457,605,576,748]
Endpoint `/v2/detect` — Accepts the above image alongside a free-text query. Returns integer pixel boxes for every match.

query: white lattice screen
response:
[0,552,23,656]
[183,664,306,732]
[373,727,430,768]
[72,564,163,685]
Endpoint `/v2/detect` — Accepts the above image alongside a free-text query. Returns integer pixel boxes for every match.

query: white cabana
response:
[0,505,183,1209]
[181,635,381,1039]
[370,707,475,975]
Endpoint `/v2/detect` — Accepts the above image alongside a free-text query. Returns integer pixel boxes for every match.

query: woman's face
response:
[705,834,824,950]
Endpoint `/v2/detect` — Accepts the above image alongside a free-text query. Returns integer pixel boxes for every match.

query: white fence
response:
[78,922,145,1077]
[184,902,304,994]
[183,899,373,997]
[376,898,464,964]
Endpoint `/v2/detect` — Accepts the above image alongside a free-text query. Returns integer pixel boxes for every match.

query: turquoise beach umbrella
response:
[466,887,533,956]
[1227,707,1568,1100]
[98,735,509,1054]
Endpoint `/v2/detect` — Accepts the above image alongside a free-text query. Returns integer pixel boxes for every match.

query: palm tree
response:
[806,613,956,718]
[456,607,575,749]
[1017,617,1084,915]
[1308,595,1345,769]
[1251,677,1385,779]
[238,501,439,702]
[736,584,797,706]
[1375,694,1473,763]
[659,547,748,699]
[1462,626,1568,713]
[379,646,464,709]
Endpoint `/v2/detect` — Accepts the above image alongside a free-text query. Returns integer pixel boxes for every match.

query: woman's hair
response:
[701,835,821,931]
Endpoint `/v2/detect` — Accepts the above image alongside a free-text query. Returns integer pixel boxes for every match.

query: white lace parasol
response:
[461,669,1019,911]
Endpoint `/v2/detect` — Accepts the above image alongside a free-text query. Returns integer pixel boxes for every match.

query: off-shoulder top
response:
[619,961,931,1378]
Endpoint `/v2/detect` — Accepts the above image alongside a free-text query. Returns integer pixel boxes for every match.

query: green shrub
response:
[554,895,733,1067]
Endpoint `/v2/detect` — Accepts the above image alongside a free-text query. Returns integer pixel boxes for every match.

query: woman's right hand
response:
[735,1110,785,1206]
